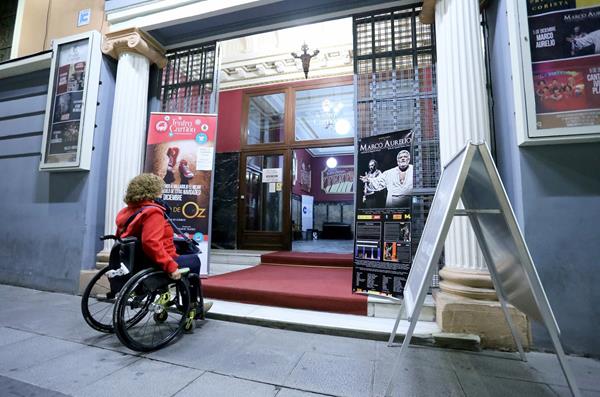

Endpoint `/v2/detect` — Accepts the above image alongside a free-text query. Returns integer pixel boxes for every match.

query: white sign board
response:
[263,168,282,183]
[386,142,580,397]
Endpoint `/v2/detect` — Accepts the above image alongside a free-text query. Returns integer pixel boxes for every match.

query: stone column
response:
[96,28,167,263]
[431,0,530,349]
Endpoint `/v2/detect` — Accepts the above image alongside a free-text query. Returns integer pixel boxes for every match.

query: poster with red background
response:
[144,112,217,275]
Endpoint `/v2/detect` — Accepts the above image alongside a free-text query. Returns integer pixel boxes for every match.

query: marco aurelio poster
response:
[353,129,413,298]
[527,0,600,129]
[144,113,217,275]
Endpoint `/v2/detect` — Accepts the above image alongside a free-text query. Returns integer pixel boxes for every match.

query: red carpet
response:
[261,251,353,267]
[203,263,367,315]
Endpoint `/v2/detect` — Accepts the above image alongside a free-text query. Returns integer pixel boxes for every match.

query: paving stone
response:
[373,362,465,397]
[456,370,556,397]
[73,357,202,397]
[276,388,332,397]
[0,335,84,374]
[0,374,70,397]
[210,341,304,385]
[375,344,457,371]
[11,345,140,395]
[174,371,278,397]
[549,384,600,397]
[0,326,36,347]
[525,352,600,391]
[284,351,373,397]
[147,319,262,370]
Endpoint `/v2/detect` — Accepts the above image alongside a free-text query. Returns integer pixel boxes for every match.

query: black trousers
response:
[175,254,203,304]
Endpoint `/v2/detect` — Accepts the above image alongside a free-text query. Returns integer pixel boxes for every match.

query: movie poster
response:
[527,0,600,129]
[45,39,88,163]
[353,129,413,298]
[144,113,217,275]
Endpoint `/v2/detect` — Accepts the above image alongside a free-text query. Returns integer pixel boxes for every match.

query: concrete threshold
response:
[206,299,481,351]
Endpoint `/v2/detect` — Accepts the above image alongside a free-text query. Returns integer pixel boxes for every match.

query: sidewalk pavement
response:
[0,284,599,397]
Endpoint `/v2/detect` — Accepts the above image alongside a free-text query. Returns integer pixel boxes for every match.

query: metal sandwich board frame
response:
[384,142,580,397]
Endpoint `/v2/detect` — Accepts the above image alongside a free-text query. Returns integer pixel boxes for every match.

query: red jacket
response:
[115,201,178,274]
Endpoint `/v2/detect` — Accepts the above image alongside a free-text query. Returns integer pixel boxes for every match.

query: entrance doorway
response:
[291,146,354,254]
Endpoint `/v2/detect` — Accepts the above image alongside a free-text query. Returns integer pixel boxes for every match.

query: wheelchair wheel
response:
[113,269,191,352]
[81,266,116,333]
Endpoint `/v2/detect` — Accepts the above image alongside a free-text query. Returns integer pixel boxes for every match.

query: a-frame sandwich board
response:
[385,142,580,397]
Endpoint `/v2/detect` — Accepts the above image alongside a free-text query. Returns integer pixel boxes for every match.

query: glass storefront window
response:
[246,93,285,144]
[295,85,354,141]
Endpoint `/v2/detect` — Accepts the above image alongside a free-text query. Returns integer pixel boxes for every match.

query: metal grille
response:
[159,43,217,113]
[353,5,442,287]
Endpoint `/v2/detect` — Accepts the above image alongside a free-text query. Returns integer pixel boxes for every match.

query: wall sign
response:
[40,31,101,171]
[262,168,283,183]
[511,0,600,144]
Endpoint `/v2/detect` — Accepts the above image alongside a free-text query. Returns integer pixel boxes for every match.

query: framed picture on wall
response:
[40,31,102,171]
[321,165,354,194]
[509,0,600,144]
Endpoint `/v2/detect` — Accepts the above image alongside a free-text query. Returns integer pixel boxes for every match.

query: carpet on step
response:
[260,251,353,267]
[203,264,367,315]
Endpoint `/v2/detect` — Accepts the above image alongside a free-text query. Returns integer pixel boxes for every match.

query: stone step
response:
[209,249,270,266]
[368,294,436,322]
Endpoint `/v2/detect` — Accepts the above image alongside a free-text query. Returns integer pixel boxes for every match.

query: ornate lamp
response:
[291,43,319,79]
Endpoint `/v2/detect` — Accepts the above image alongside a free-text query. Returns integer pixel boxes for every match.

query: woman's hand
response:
[169,269,181,280]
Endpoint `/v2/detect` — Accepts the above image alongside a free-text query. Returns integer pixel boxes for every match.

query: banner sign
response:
[353,129,413,297]
[321,165,354,194]
[526,0,600,129]
[144,112,217,275]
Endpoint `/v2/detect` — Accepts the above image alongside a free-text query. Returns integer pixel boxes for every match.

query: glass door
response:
[238,150,291,250]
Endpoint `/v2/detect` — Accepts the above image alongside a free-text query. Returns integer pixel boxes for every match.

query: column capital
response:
[102,28,167,68]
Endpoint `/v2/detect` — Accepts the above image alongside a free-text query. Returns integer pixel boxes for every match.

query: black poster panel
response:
[527,0,576,17]
[528,5,600,63]
[353,129,413,298]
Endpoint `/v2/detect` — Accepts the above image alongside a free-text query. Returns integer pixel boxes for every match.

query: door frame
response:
[237,76,355,250]
[238,149,292,250]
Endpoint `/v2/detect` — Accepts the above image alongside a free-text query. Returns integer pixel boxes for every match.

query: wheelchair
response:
[81,234,204,352]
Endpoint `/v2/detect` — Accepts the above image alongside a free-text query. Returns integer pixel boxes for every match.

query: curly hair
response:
[124,173,164,204]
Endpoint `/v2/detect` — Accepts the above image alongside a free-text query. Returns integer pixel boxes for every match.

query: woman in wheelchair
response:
[116,173,213,316]
[82,173,212,352]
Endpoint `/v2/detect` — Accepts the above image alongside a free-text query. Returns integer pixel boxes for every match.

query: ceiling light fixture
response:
[291,43,319,79]
[326,157,338,169]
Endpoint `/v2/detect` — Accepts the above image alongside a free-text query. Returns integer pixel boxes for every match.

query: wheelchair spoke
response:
[114,269,191,352]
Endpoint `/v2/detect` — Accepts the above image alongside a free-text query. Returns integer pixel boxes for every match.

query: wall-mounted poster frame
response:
[508,0,600,145]
[321,165,354,194]
[40,31,102,171]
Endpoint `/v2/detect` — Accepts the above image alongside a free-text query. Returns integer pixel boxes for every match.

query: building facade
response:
[0,0,598,357]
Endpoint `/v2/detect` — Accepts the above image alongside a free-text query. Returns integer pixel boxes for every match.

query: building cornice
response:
[102,27,167,68]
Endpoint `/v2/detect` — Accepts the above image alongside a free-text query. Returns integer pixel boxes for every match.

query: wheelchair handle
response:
[100,234,122,242]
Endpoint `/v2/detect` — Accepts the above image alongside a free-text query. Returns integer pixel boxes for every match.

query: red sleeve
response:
[140,211,179,274]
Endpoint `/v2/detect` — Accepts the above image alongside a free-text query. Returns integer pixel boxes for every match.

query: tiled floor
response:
[292,239,353,253]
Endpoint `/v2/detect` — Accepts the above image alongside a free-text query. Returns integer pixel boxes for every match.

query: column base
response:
[434,290,531,351]
[78,250,110,294]
[439,267,497,300]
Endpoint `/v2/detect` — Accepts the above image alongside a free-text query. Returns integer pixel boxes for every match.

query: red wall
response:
[216,89,243,153]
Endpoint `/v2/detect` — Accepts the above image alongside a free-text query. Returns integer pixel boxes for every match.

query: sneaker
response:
[194,301,213,319]
[179,160,194,179]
